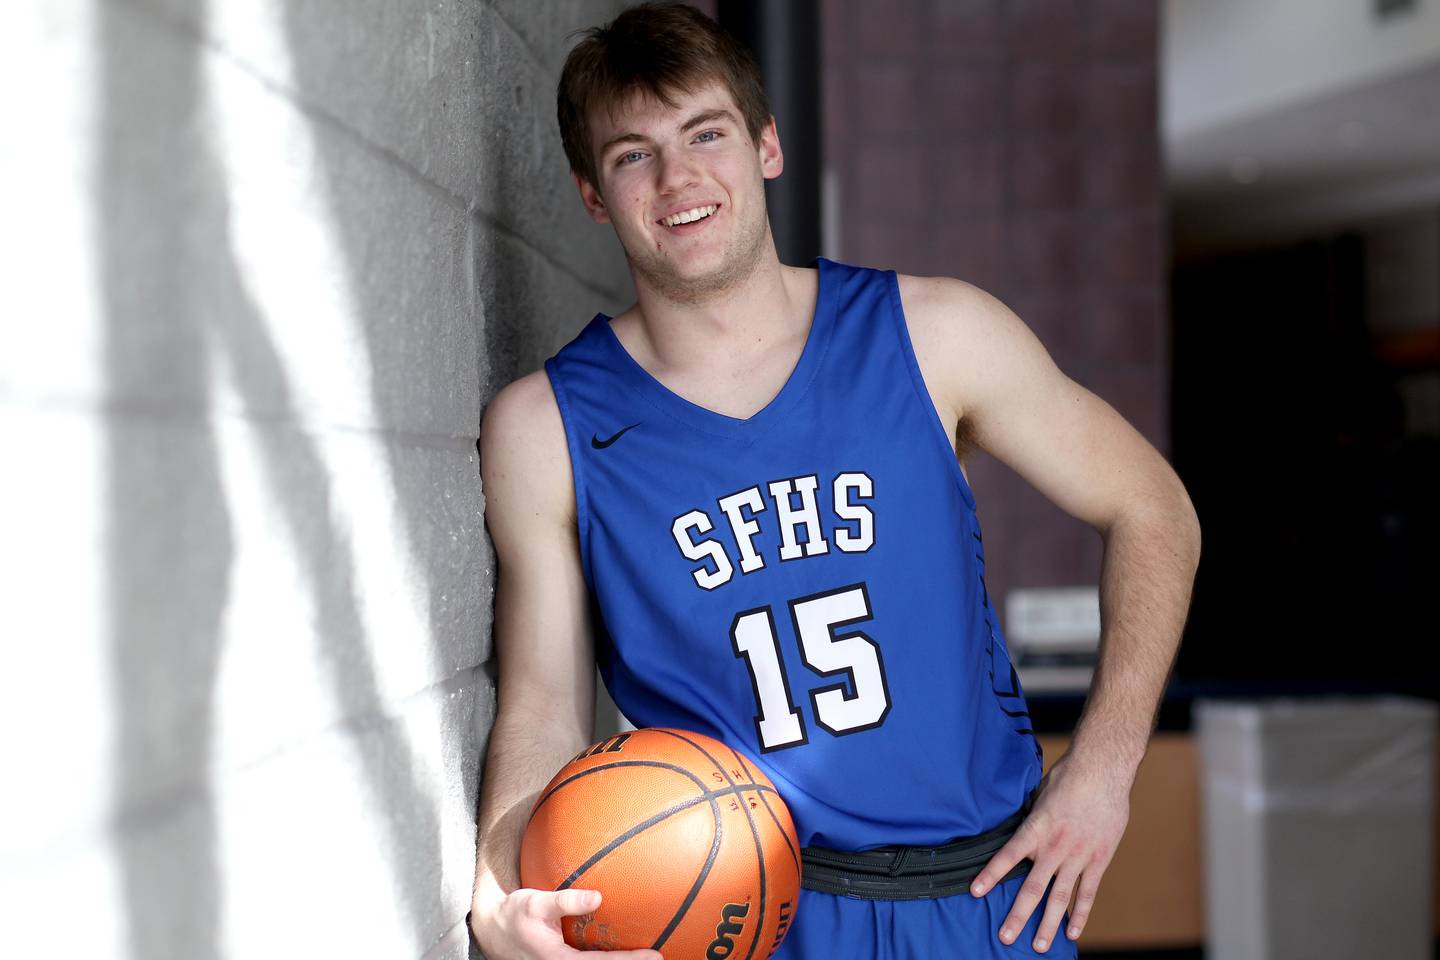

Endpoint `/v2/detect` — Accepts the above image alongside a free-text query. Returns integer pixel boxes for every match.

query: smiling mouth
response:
[656,203,722,233]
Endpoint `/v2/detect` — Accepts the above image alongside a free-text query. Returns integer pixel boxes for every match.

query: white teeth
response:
[662,204,717,227]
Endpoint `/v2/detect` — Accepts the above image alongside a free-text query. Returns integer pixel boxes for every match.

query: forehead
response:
[592,77,739,142]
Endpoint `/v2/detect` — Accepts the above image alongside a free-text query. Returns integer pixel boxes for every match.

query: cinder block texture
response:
[2,0,634,957]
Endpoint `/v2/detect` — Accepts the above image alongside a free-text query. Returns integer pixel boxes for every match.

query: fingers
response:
[1030,861,1080,953]
[996,853,1058,948]
[533,887,603,921]
[533,889,665,959]
[968,830,1033,898]
[1064,859,1105,942]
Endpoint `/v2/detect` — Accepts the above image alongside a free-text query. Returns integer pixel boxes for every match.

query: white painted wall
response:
[0,1,635,957]
[1163,0,1440,140]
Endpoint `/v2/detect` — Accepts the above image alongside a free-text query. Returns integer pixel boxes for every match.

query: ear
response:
[573,170,611,224]
[758,114,783,180]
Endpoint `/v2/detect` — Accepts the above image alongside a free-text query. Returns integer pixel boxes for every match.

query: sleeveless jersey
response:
[542,255,1043,851]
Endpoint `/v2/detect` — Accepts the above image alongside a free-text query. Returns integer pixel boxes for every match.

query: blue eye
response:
[617,129,723,167]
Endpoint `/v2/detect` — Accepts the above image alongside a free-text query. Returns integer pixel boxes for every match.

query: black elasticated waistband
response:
[797,788,1037,900]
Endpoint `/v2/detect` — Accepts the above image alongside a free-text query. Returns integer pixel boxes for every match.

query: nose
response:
[655,149,701,196]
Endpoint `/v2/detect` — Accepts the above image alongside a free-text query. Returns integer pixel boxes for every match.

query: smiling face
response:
[575,77,784,304]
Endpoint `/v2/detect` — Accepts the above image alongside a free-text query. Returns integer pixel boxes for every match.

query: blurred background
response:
[2,0,1436,957]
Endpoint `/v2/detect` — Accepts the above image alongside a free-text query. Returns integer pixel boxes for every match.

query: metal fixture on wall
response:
[717,0,822,267]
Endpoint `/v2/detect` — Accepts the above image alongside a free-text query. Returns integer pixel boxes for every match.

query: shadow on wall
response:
[100,1,229,951]
[96,0,510,953]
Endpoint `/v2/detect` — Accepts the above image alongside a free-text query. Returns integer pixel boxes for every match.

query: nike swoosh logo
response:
[591,422,642,448]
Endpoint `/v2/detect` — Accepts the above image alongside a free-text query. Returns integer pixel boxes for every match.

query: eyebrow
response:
[599,108,740,160]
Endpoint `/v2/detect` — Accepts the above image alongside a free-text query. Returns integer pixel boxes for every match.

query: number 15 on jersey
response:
[730,581,893,752]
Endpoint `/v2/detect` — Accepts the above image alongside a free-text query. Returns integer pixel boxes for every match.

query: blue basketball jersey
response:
[542,255,1043,852]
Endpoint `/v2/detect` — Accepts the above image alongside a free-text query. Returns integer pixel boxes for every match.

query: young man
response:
[469,3,1200,958]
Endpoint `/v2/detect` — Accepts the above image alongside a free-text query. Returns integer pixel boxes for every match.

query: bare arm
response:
[470,370,597,918]
[904,274,1202,783]
[903,275,1201,951]
[1077,504,1199,785]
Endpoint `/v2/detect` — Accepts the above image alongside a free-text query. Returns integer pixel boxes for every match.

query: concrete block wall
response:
[1,1,637,957]
[821,0,1166,610]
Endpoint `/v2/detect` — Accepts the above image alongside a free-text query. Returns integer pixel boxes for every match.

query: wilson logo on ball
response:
[570,732,632,763]
[771,899,794,952]
[706,901,750,959]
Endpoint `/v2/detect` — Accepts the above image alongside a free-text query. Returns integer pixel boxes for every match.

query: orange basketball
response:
[519,726,802,957]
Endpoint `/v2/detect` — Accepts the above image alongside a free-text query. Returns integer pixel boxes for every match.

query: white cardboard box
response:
[1195,696,1437,960]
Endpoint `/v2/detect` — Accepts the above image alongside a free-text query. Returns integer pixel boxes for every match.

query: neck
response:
[623,246,810,372]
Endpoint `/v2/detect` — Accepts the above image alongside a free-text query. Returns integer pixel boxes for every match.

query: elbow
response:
[1115,496,1201,563]
[1160,476,1202,562]
[1175,500,1202,564]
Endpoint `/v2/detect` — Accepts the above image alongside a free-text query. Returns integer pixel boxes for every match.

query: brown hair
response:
[556,1,772,193]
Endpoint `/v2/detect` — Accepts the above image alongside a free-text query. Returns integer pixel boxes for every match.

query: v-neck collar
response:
[591,255,839,440]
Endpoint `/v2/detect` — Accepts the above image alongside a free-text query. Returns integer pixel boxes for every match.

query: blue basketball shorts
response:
[770,867,1079,960]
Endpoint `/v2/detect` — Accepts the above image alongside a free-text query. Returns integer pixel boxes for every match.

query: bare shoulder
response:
[897,271,1195,535]
[894,271,1051,430]
[479,367,577,530]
